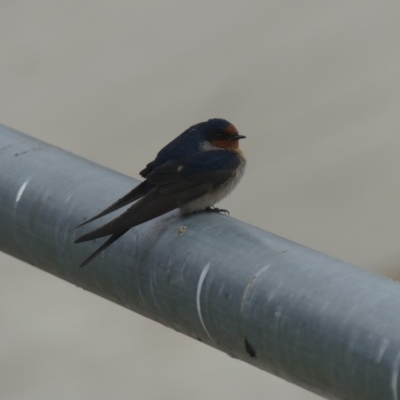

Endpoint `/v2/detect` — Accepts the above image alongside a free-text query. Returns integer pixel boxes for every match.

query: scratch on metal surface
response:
[14,145,48,157]
[196,262,214,342]
[0,144,12,153]
[376,338,390,363]
[16,178,31,203]
[391,349,400,400]
[241,264,270,314]
[136,285,147,308]
[149,265,162,312]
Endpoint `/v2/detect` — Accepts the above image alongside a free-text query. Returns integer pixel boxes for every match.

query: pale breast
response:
[180,154,246,214]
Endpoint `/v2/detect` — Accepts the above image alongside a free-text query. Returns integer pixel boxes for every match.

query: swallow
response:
[74,118,246,267]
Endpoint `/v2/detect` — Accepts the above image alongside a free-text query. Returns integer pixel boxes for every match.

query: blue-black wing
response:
[75,150,240,267]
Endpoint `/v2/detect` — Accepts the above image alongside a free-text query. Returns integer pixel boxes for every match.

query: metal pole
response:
[1,124,399,400]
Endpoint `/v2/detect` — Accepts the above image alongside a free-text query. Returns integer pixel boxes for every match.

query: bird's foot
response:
[205,206,230,215]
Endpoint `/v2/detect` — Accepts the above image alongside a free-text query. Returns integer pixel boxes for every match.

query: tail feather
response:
[74,183,211,267]
[74,181,150,229]
[79,230,129,268]
[74,188,186,243]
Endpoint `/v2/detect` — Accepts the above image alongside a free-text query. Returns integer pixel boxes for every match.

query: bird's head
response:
[199,118,246,150]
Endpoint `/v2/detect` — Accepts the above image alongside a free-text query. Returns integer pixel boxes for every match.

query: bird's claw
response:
[205,206,230,215]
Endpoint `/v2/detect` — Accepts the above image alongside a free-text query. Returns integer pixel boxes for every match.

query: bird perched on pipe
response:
[74,118,246,267]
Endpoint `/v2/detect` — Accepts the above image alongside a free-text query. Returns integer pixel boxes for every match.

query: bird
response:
[74,118,246,267]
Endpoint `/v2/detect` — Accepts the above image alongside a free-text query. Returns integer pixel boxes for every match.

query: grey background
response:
[1,2,400,399]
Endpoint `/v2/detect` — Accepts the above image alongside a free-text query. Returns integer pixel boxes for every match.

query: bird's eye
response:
[217,132,223,137]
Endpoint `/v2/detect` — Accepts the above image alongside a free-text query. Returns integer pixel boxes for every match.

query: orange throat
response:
[212,139,240,149]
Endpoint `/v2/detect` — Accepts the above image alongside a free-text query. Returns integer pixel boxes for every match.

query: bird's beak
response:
[232,134,246,140]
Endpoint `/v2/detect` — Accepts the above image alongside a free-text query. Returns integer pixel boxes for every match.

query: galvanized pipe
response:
[1,124,400,400]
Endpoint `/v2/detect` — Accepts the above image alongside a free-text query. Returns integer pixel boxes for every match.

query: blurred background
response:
[1,1,400,399]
